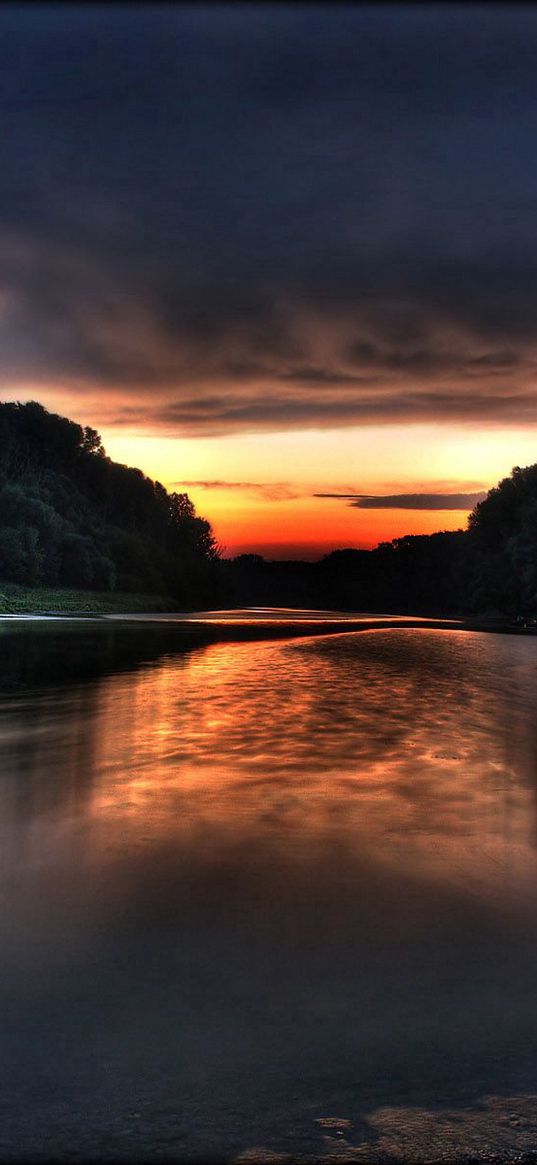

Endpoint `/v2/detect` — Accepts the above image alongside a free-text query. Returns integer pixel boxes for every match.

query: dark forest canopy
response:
[0,401,219,605]
[224,465,537,618]
[1,401,536,617]
[222,534,470,616]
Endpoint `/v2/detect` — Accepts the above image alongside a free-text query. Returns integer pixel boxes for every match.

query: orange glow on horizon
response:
[95,421,525,559]
[93,424,537,554]
[207,501,471,560]
[6,389,537,560]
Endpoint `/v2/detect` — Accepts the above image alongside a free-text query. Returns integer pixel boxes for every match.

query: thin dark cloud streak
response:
[175,482,488,508]
[1,8,537,434]
[315,492,488,511]
[172,480,301,501]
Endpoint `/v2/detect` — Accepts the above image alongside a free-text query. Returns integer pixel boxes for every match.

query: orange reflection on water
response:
[4,624,537,1157]
[2,626,537,916]
[62,629,537,911]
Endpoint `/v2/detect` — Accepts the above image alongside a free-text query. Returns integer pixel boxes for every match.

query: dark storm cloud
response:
[1,5,537,433]
[315,492,488,511]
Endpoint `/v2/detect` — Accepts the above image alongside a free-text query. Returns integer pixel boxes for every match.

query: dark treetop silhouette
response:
[224,470,537,619]
[0,401,219,607]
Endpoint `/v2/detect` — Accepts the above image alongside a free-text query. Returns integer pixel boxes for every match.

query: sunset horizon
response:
[3,391,535,558]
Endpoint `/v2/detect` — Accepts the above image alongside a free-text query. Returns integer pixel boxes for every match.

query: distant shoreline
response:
[1,610,536,642]
[1,582,535,642]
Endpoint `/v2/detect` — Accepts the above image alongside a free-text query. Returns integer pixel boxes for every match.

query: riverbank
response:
[1,583,536,641]
[1,603,536,647]
[0,582,177,615]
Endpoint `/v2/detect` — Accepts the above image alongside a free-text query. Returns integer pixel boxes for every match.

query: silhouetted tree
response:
[467,465,537,616]
[0,401,220,604]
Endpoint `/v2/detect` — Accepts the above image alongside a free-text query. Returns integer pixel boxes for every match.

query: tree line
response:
[223,466,537,618]
[1,400,536,616]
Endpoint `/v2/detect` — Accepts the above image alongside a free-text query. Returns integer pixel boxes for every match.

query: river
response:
[1,614,537,1161]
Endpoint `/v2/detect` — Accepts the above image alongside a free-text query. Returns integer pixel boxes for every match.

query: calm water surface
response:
[2,618,537,1160]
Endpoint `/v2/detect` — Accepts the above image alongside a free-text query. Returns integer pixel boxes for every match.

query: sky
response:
[2,3,537,557]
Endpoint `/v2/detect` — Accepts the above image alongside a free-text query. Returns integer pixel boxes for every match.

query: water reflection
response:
[2,625,537,1159]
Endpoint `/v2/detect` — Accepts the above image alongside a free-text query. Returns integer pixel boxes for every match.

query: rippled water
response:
[2,618,537,1160]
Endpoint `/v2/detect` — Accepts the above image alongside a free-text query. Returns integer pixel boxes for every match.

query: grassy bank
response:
[0,581,177,615]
